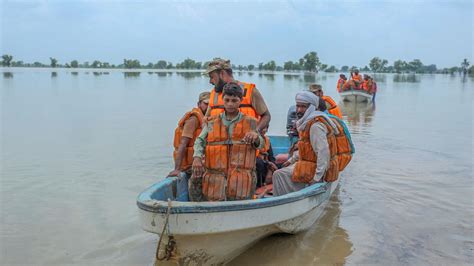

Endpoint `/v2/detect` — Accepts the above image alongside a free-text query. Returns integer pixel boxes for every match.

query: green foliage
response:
[369,57,388,72]
[92,60,102,68]
[123,59,141,69]
[70,60,79,68]
[50,57,58,68]
[155,60,168,69]
[176,58,201,69]
[325,65,338,72]
[247,64,255,71]
[302,51,321,72]
[461,59,470,74]
[262,60,276,71]
[2,54,13,67]
[340,66,349,72]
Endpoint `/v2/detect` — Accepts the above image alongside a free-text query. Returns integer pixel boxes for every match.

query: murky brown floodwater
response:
[1,68,472,265]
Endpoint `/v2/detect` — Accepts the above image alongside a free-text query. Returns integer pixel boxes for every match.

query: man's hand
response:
[242,131,258,144]
[281,160,291,168]
[192,157,204,178]
[167,169,181,177]
[268,162,278,172]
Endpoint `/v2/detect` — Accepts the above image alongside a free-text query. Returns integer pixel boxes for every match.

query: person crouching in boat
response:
[191,82,264,201]
[350,69,363,89]
[309,84,343,119]
[256,126,278,188]
[167,91,210,201]
[362,74,373,93]
[337,74,347,92]
[273,91,339,196]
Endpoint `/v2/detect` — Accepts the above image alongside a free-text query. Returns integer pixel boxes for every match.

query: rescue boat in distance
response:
[340,89,373,102]
[136,136,340,265]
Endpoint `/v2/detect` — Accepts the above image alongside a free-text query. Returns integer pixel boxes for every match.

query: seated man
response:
[191,82,264,201]
[337,74,347,92]
[256,126,277,187]
[273,91,339,196]
[167,92,210,201]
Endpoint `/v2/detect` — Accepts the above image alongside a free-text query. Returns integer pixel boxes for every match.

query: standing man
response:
[167,92,210,200]
[192,83,264,201]
[273,91,339,196]
[309,84,343,119]
[203,58,271,134]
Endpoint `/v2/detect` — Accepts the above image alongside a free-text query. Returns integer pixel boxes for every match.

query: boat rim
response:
[136,177,329,214]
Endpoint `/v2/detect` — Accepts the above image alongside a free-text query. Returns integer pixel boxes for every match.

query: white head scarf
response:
[295,91,338,133]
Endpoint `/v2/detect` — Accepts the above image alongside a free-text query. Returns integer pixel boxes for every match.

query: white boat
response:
[136,136,340,265]
[340,89,373,103]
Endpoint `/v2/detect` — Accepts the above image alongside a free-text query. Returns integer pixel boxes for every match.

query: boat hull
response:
[340,90,372,102]
[137,178,339,265]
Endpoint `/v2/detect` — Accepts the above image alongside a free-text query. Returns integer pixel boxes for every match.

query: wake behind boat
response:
[136,136,340,265]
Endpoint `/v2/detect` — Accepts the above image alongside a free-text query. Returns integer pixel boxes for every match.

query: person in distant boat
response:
[369,76,377,102]
[203,58,271,134]
[362,74,373,93]
[273,91,339,196]
[309,84,343,119]
[337,74,347,92]
[167,92,210,200]
[191,82,264,201]
[350,69,363,89]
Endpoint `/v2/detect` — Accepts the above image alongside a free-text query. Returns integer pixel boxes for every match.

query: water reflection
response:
[51,72,57,78]
[248,72,254,77]
[124,72,141,78]
[93,72,102,76]
[71,72,78,76]
[372,74,386,82]
[303,73,316,83]
[262,73,275,81]
[230,190,352,265]
[3,72,13,78]
[340,101,375,127]
[284,74,299,80]
[175,72,201,79]
[393,74,420,83]
[156,72,167,77]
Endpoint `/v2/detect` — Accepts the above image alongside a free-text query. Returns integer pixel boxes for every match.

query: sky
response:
[1,0,472,68]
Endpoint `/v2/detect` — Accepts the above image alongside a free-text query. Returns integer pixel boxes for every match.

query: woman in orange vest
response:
[168,92,210,201]
[203,58,271,134]
[192,83,264,201]
[309,84,343,119]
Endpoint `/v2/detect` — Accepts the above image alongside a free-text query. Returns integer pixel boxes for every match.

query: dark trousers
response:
[256,158,268,188]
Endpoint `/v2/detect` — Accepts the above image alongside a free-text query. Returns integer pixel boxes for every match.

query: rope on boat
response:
[155,198,176,261]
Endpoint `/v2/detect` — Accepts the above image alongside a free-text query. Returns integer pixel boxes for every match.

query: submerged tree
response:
[50,57,58,68]
[461,59,470,74]
[2,54,13,67]
[302,51,321,72]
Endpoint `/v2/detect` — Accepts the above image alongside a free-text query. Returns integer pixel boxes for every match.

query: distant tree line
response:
[1,53,472,75]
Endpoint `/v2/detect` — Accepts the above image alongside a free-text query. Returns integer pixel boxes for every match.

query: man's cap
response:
[199,91,210,103]
[308,84,323,92]
[202,58,232,75]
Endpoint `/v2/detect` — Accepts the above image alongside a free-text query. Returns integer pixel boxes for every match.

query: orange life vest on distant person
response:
[173,108,204,171]
[322,96,343,119]
[337,78,345,93]
[362,79,373,93]
[257,135,271,158]
[203,114,258,201]
[292,117,339,183]
[209,81,259,119]
[352,73,362,82]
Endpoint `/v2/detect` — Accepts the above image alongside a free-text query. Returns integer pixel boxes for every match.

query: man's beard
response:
[296,112,304,119]
[214,79,225,93]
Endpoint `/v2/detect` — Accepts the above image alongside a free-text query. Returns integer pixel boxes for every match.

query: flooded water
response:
[1,68,472,265]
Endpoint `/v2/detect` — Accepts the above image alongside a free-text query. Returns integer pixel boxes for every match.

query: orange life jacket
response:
[203,114,258,201]
[362,79,372,92]
[337,79,345,93]
[328,117,353,171]
[209,81,259,119]
[352,73,362,82]
[173,108,204,171]
[322,96,343,119]
[292,117,339,183]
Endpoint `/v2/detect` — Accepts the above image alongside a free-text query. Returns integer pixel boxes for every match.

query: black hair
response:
[223,68,233,76]
[222,82,243,99]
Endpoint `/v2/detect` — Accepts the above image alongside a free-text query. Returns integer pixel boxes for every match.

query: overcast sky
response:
[1,0,472,68]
